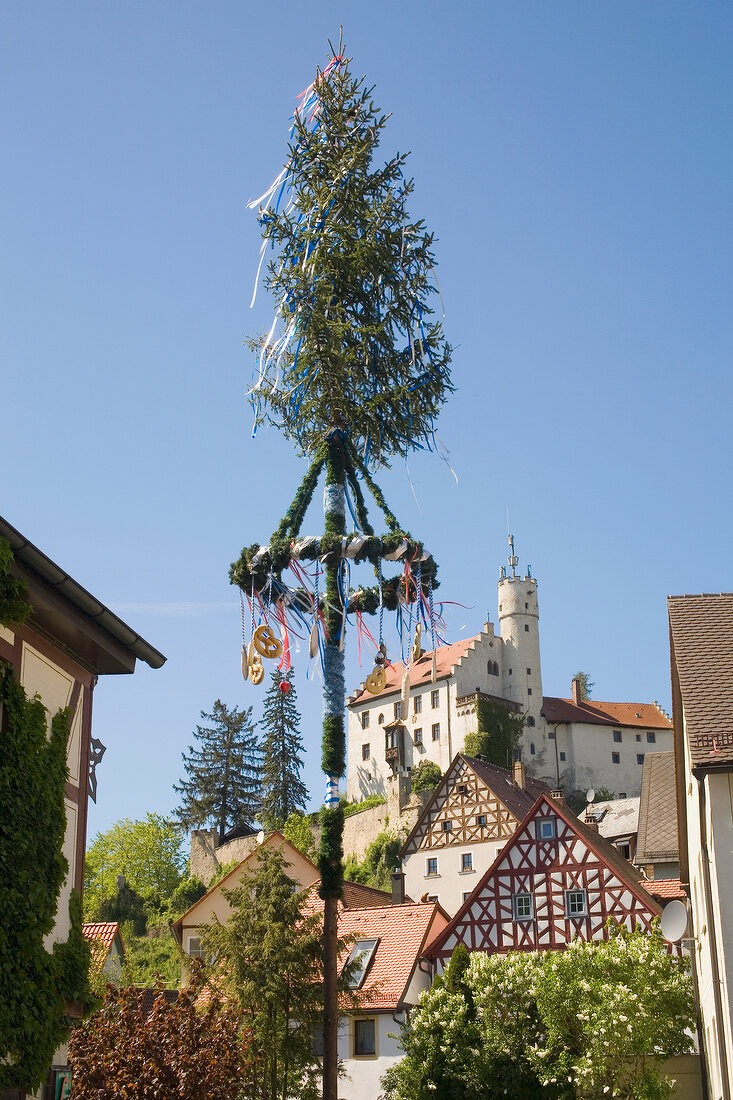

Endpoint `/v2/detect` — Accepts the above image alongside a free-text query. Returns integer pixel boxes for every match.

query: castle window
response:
[426,857,438,877]
[530,743,535,755]
[637,753,644,765]
[548,729,555,739]
[431,689,440,708]
[647,731,656,744]
[393,702,401,719]
[559,751,566,761]
[508,668,512,676]
[526,668,531,675]
[524,624,529,632]
[414,728,423,745]
[613,730,622,743]
[414,695,422,715]
[525,602,528,609]
[432,723,440,741]
[527,688,532,696]
[565,889,587,917]
[612,752,620,764]
[635,733,641,742]
[362,744,370,761]
[513,893,533,921]
[361,711,370,730]
[378,713,384,725]
[527,716,535,727]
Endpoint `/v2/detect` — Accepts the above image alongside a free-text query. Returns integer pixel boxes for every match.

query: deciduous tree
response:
[383,927,695,1100]
[84,812,186,919]
[68,966,254,1099]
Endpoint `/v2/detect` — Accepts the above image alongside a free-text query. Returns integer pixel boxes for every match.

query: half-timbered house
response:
[0,515,164,1095]
[425,791,663,969]
[399,754,549,915]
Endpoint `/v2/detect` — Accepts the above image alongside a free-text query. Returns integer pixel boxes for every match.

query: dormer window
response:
[344,939,379,988]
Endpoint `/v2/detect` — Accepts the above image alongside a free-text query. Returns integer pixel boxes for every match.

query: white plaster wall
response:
[403,838,506,916]
[337,1014,406,1100]
[705,772,733,1086]
[552,721,674,798]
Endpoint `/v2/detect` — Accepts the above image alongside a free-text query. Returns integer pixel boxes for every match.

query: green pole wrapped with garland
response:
[232,47,452,1100]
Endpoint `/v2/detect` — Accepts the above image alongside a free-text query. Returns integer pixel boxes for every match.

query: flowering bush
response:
[382,925,695,1100]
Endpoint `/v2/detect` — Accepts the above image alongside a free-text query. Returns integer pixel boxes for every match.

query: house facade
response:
[0,516,164,1095]
[399,754,549,915]
[347,541,673,804]
[668,593,733,1100]
[334,902,449,1100]
[425,792,663,970]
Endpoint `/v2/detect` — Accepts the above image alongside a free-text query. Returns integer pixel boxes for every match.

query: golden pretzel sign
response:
[253,624,283,660]
[365,666,387,694]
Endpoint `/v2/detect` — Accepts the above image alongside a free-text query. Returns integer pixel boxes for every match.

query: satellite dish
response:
[586,789,595,804]
[660,899,689,943]
[256,830,265,845]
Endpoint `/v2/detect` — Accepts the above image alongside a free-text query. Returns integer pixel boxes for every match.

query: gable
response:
[401,757,524,856]
[427,796,661,965]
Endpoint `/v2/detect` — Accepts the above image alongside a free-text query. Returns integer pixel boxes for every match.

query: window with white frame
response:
[462,890,472,903]
[461,852,473,872]
[353,1017,377,1057]
[188,936,203,958]
[513,893,533,921]
[565,889,587,917]
[535,817,556,840]
[426,857,438,876]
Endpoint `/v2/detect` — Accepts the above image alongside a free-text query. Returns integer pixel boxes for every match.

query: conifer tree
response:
[174,700,262,843]
[260,668,308,831]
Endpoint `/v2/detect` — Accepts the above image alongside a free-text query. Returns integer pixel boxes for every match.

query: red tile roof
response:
[668,594,733,767]
[348,635,482,705]
[82,922,123,968]
[541,697,672,729]
[644,878,686,901]
[337,903,448,1010]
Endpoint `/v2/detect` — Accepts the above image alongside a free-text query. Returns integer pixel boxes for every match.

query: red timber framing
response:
[426,793,663,968]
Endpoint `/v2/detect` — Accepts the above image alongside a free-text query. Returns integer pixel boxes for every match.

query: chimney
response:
[391,869,406,905]
[571,677,582,705]
[513,759,526,790]
[550,789,565,803]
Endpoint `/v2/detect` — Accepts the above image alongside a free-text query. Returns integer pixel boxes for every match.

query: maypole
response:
[232,45,452,1100]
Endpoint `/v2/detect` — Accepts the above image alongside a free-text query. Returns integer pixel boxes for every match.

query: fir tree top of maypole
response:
[247,47,453,467]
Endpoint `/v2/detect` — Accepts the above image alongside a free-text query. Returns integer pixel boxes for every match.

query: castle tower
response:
[497,536,543,756]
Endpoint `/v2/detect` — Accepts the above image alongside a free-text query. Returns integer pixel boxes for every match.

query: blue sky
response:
[3,2,731,840]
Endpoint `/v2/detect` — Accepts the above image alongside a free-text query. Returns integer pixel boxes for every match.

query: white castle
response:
[346,537,672,804]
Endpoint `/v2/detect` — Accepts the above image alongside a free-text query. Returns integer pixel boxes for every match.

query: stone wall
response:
[189,828,259,884]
